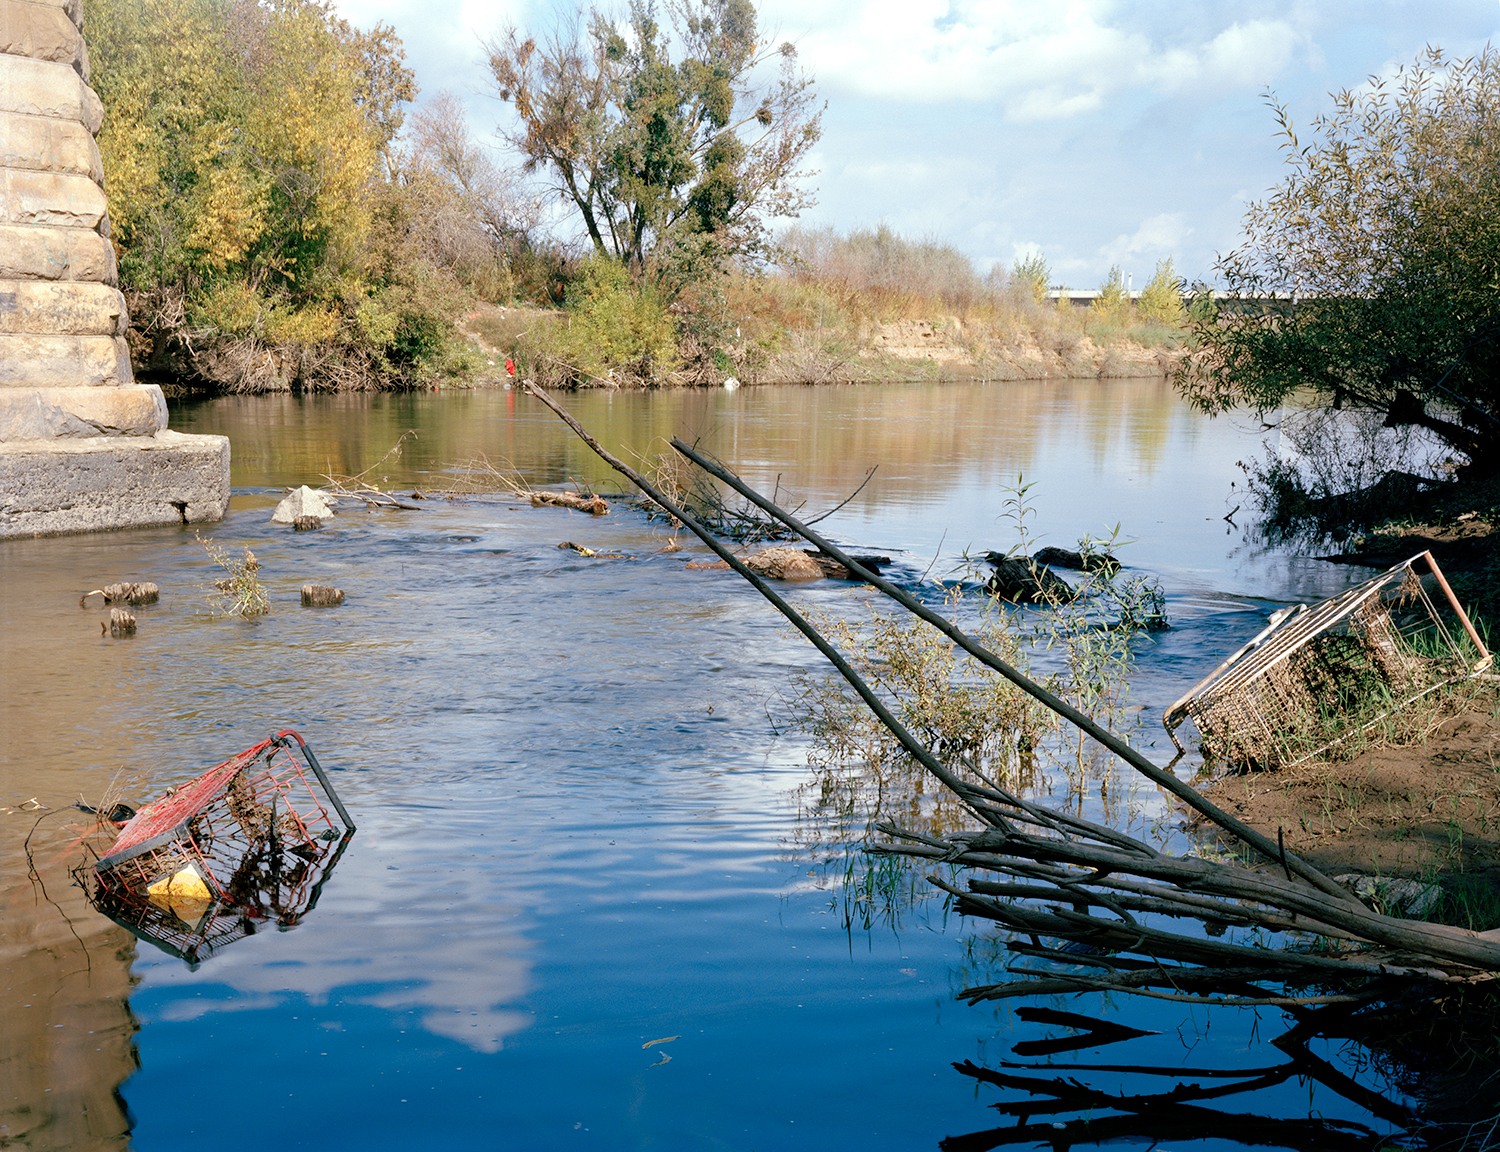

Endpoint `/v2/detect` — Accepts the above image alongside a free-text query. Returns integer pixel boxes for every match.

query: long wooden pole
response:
[668,437,1364,908]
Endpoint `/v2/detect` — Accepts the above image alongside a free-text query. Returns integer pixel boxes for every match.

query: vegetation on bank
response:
[480,229,1191,389]
[88,0,1188,395]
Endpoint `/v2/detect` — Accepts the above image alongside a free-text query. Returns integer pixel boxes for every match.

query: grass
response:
[1428,874,1500,932]
[198,535,269,618]
[784,480,1168,925]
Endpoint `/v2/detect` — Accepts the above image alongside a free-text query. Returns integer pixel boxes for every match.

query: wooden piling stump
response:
[301,584,344,607]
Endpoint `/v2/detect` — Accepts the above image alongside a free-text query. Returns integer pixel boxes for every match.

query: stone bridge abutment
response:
[0,0,229,537]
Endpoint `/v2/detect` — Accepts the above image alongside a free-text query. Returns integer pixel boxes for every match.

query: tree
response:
[1011,252,1049,304]
[94,0,414,307]
[91,0,501,390]
[1178,47,1500,478]
[485,0,820,283]
[397,92,544,297]
[1089,264,1127,323]
[1137,258,1183,326]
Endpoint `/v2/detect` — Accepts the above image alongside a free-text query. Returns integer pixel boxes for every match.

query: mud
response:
[1201,707,1500,883]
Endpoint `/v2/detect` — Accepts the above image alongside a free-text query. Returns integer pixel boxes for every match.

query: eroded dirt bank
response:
[1202,709,1500,882]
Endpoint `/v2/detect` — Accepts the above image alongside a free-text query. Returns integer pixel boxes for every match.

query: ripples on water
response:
[0,381,1418,1149]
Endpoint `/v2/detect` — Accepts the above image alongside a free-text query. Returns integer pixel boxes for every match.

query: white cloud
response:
[1099,212,1191,266]
[765,0,1303,118]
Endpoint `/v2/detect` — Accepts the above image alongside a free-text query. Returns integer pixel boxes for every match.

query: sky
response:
[331,0,1500,287]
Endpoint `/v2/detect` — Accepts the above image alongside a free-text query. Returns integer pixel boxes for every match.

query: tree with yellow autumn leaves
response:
[88,0,489,390]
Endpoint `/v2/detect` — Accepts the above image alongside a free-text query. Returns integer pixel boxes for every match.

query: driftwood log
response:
[531,490,607,515]
[80,581,158,608]
[521,383,1500,1004]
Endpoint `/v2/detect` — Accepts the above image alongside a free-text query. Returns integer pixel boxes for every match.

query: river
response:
[0,379,1421,1149]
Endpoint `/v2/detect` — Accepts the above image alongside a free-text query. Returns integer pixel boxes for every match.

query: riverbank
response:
[1201,706,1500,898]
[1195,483,1500,922]
[454,299,1186,390]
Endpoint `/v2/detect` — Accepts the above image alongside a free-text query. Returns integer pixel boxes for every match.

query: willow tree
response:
[486,0,821,285]
[1179,47,1500,480]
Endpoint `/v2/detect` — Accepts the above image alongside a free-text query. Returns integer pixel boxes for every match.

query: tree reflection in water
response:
[941,991,1500,1151]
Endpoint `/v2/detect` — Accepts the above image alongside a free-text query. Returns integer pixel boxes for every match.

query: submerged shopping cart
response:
[84,730,355,964]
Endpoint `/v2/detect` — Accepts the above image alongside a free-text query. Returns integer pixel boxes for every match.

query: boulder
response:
[744,546,826,581]
[983,555,1077,604]
[1031,545,1120,575]
[272,485,334,524]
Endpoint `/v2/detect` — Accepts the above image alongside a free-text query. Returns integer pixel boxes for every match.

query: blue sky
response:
[333,0,1500,287]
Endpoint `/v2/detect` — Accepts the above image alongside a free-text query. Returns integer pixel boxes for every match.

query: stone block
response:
[0,429,232,536]
[18,0,80,30]
[0,1,87,77]
[0,279,125,333]
[1,166,105,226]
[0,332,131,386]
[0,383,165,439]
[0,221,115,282]
[0,54,101,133]
[0,109,102,179]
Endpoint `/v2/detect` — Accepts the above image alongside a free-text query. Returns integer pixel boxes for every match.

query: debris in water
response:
[744,546,826,580]
[80,581,159,607]
[514,385,1500,1003]
[75,801,137,825]
[81,730,355,964]
[531,490,607,515]
[105,608,136,637]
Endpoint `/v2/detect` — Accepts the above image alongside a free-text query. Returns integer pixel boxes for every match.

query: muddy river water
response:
[1,379,1422,1148]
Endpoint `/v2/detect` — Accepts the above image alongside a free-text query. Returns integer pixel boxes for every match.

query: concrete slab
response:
[0,429,231,537]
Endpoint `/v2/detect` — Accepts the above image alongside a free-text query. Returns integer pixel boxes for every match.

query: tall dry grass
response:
[715,224,1187,382]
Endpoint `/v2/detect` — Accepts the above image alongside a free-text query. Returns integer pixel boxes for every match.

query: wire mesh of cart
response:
[1163,551,1492,769]
[85,730,355,961]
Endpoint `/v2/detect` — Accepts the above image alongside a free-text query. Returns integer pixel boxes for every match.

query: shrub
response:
[556,257,679,383]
